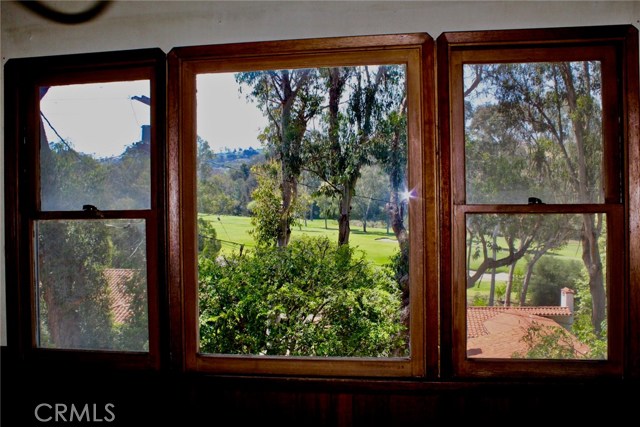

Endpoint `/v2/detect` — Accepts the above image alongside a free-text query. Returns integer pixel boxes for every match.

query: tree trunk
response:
[466,232,473,277]
[520,251,543,306]
[582,213,606,334]
[504,261,517,306]
[387,192,408,249]
[336,179,351,243]
[386,190,409,325]
[560,64,606,333]
[43,283,81,348]
[275,72,296,247]
[338,181,354,246]
[488,230,497,306]
[277,175,296,247]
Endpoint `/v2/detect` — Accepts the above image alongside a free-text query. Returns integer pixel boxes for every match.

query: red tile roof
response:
[104,268,136,324]
[467,306,587,359]
[467,306,572,338]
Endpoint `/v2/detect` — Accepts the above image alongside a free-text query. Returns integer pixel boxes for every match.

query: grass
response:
[466,238,588,305]
[199,214,593,302]
[199,214,400,266]
[467,238,584,275]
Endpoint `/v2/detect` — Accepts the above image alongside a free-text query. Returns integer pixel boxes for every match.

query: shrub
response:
[198,236,407,357]
[529,257,582,306]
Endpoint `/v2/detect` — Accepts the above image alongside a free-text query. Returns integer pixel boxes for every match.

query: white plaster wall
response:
[1,0,639,346]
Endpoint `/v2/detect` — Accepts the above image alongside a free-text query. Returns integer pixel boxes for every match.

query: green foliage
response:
[112,269,149,351]
[572,272,607,359]
[494,283,506,302]
[529,257,582,306]
[42,139,150,211]
[196,137,260,216]
[388,242,409,286]
[197,217,222,260]
[38,221,115,350]
[198,236,407,357]
[249,162,285,247]
[470,294,489,307]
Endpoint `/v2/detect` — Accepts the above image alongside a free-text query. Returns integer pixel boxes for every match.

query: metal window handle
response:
[82,204,104,217]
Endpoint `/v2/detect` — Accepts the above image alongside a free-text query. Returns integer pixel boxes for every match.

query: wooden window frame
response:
[4,49,168,370]
[3,25,637,382]
[167,34,438,377]
[437,25,640,379]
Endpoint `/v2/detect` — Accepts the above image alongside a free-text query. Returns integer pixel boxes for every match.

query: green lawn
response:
[467,238,584,275]
[199,215,591,293]
[466,238,588,305]
[199,214,400,266]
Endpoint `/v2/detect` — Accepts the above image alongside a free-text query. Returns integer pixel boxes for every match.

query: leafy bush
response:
[470,294,489,307]
[198,236,407,357]
[529,257,582,306]
[572,272,607,359]
[197,217,222,260]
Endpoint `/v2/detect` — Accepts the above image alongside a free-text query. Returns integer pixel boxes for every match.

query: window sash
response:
[168,34,437,377]
[439,27,633,378]
[5,49,166,369]
[451,205,624,377]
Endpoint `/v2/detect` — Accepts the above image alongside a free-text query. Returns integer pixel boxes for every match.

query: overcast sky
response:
[40,80,150,158]
[40,74,266,158]
[197,73,267,152]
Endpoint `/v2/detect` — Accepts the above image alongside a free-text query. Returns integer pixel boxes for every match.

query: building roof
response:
[467,306,572,338]
[467,306,587,359]
[104,268,136,324]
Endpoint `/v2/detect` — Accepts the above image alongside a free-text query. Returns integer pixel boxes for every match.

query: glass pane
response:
[464,62,603,204]
[196,66,410,357]
[466,213,607,360]
[39,81,151,211]
[35,220,148,351]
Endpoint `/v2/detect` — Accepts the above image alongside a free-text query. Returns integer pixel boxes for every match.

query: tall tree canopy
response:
[465,61,606,332]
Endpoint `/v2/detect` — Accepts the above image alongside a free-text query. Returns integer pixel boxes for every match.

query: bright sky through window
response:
[40,80,150,158]
[40,75,265,157]
[197,73,268,152]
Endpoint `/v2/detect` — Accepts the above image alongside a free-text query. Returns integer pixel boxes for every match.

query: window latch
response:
[528,197,544,205]
[82,204,103,217]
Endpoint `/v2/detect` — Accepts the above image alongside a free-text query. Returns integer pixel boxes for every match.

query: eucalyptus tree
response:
[480,61,606,332]
[236,70,323,246]
[304,65,402,246]
[353,164,389,233]
[463,61,606,332]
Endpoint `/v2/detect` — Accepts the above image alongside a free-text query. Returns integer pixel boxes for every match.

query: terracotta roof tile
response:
[466,306,588,359]
[103,268,136,324]
[467,306,572,339]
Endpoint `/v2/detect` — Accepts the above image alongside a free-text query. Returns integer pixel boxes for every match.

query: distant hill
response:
[213,147,263,164]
